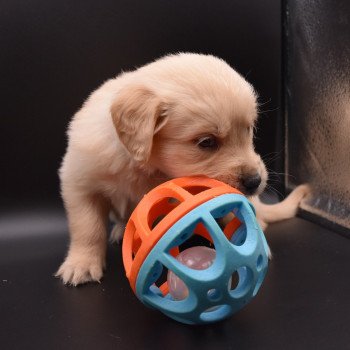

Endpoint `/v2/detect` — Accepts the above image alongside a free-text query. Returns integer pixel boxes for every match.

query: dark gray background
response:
[0,0,282,206]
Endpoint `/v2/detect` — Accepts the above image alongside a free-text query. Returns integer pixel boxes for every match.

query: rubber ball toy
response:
[122,177,269,324]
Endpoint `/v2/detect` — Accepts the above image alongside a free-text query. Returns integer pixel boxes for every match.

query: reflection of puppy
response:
[56,53,308,286]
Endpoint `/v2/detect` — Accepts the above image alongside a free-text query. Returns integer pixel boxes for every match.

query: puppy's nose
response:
[242,173,261,194]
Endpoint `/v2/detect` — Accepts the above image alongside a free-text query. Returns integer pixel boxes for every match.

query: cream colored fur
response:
[56,53,308,286]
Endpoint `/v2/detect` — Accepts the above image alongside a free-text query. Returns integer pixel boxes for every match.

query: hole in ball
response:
[256,254,263,271]
[229,271,239,291]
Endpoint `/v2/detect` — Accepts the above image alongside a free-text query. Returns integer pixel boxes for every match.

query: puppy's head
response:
[111,53,267,196]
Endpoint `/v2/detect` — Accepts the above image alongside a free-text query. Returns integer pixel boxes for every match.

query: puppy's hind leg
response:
[108,200,130,244]
[251,185,310,230]
[109,220,126,244]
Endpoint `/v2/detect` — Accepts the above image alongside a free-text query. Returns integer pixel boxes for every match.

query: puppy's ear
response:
[111,85,168,162]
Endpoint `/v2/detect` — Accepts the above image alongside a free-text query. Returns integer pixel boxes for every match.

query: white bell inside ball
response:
[167,246,216,300]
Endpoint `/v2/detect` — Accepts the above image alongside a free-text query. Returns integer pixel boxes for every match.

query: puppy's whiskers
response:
[257,98,272,107]
[262,150,283,165]
[267,168,296,181]
[258,106,279,115]
[265,183,284,199]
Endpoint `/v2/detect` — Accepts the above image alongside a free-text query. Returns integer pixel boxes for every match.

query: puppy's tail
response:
[250,185,310,230]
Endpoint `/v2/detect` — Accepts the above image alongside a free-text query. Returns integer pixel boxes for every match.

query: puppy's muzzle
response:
[241,173,261,195]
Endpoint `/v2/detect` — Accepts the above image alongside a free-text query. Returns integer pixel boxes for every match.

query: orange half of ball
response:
[122,176,242,293]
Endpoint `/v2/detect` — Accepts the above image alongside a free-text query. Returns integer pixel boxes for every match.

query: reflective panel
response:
[284,0,350,231]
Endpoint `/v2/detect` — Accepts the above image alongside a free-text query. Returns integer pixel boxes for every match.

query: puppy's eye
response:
[197,135,219,150]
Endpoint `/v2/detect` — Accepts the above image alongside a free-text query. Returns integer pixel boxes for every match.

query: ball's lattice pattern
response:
[122,177,269,324]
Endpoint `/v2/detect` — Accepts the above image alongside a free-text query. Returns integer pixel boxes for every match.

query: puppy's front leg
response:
[56,190,110,286]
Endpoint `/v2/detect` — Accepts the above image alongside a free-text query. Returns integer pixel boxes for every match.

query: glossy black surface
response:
[1,209,350,349]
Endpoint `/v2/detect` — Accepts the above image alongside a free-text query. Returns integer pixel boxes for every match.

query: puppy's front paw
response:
[267,244,273,260]
[288,184,311,215]
[291,184,311,204]
[55,252,105,286]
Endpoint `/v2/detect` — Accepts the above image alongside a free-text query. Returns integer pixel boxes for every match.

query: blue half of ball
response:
[135,193,269,325]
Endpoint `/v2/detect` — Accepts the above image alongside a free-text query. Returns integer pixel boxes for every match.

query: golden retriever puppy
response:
[56,53,308,286]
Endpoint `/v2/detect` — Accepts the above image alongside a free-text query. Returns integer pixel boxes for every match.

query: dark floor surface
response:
[1,204,350,350]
